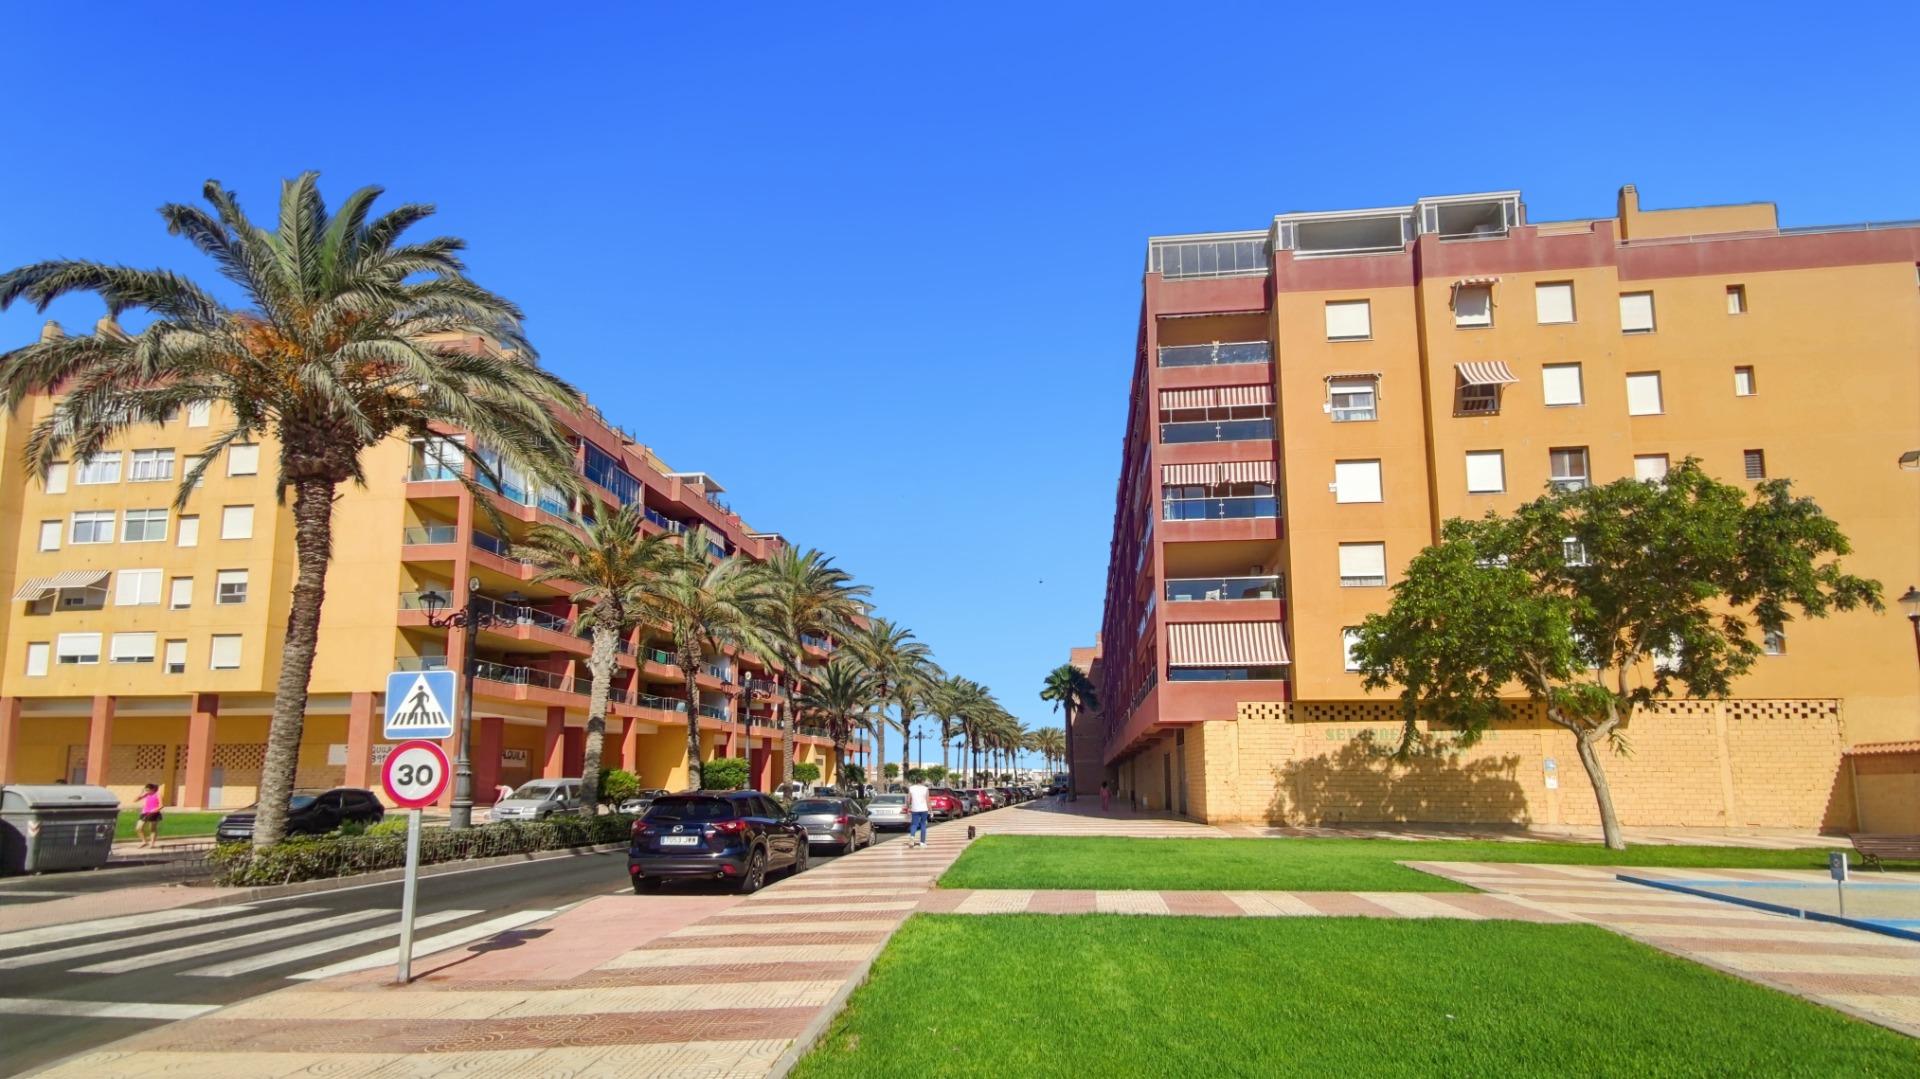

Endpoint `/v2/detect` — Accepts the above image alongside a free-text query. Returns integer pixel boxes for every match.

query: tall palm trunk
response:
[1062,702,1076,801]
[581,625,617,809]
[872,706,887,790]
[254,479,335,848]
[781,660,802,787]
[896,704,910,787]
[679,646,704,789]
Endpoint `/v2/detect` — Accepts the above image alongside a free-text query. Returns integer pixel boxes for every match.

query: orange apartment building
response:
[0,329,856,810]
[1093,185,1920,833]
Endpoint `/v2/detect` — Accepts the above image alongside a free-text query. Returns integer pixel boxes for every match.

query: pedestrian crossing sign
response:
[385,670,457,739]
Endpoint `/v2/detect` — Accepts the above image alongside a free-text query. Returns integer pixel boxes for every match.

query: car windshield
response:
[509,783,558,800]
[792,800,841,814]
[646,797,734,822]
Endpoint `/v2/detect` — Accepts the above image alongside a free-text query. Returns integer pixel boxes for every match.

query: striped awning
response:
[1456,361,1519,386]
[1323,371,1381,382]
[1168,621,1290,667]
[1159,385,1272,410]
[1161,460,1274,486]
[1453,275,1500,288]
[12,569,109,601]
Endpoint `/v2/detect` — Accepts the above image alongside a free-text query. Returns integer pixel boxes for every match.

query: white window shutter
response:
[210,635,243,669]
[1465,451,1505,493]
[1453,286,1492,327]
[1542,364,1583,406]
[1634,455,1669,482]
[1625,373,1663,415]
[1333,460,1382,503]
[1535,283,1575,324]
[1325,301,1372,340]
[45,462,69,494]
[1338,543,1387,581]
[228,444,261,476]
[177,516,200,547]
[26,642,50,676]
[1619,292,1655,332]
[221,505,255,540]
[187,401,211,428]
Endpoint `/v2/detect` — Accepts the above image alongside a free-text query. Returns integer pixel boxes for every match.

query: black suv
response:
[627,791,808,894]
[216,787,385,842]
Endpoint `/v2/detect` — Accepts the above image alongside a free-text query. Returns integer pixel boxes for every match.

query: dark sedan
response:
[627,791,808,894]
[792,797,874,852]
[216,787,384,842]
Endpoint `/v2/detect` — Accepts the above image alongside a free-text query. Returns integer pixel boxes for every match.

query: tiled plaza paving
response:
[31,801,1915,1077]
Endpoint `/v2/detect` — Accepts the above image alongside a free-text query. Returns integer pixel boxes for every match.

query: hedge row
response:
[208,813,635,886]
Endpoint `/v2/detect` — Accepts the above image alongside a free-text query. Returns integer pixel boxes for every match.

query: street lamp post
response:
[1900,585,1920,666]
[418,578,518,830]
[913,726,926,777]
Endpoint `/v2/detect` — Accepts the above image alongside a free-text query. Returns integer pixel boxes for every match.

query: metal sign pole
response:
[396,808,422,983]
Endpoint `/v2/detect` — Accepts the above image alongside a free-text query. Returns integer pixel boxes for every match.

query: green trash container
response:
[0,785,121,874]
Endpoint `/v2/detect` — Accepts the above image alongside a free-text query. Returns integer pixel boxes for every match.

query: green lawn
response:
[796,916,1919,1078]
[938,835,1886,892]
[114,810,225,840]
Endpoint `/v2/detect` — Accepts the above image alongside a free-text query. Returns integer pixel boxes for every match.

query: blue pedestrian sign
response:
[385,670,457,739]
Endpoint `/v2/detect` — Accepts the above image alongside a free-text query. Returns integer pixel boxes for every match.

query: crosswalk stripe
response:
[184,910,478,977]
[75,910,375,974]
[0,908,323,972]
[289,910,555,981]
[0,997,222,1020]
[0,905,252,952]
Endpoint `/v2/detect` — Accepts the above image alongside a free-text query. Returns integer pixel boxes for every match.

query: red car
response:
[926,788,966,820]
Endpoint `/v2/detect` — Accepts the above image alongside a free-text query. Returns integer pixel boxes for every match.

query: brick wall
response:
[1193,697,1850,831]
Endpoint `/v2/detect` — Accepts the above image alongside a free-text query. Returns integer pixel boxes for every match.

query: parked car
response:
[627,790,807,894]
[791,797,874,852]
[216,787,383,842]
[617,788,670,815]
[966,789,998,812]
[772,780,808,802]
[492,778,584,822]
[928,787,967,819]
[866,793,912,830]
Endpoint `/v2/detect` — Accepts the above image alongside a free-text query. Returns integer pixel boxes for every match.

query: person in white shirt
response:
[906,780,931,848]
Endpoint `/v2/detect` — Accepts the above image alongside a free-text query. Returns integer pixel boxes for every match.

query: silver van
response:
[492,779,583,822]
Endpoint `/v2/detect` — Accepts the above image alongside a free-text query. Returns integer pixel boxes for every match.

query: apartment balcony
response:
[1158,418,1275,444]
[1156,341,1272,369]
[1164,575,1285,606]
[1148,234,1270,281]
[398,591,587,655]
[1159,495,1281,544]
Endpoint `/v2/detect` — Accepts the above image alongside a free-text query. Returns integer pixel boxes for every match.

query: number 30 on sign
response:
[382,739,451,808]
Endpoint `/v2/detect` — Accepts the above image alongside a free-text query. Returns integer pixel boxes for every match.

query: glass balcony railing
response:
[802,634,832,651]
[1149,236,1270,280]
[1159,418,1275,444]
[1165,575,1286,602]
[632,692,689,713]
[1162,496,1279,521]
[698,703,729,721]
[644,647,675,666]
[643,507,686,534]
[401,525,458,545]
[1157,341,1271,368]
[472,659,581,694]
[393,655,449,671]
[398,592,575,635]
[406,465,461,483]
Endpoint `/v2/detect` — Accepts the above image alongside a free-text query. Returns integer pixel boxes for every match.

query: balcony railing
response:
[398,592,575,635]
[402,525,458,545]
[1162,496,1279,521]
[643,507,686,534]
[1159,418,1275,444]
[473,659,581,694]
[802,634,832,651]
[1165,575,1285,602]
[699,703,729,721]
[406,465,460,483]
[643,647,675,666]
[394,655,449,671]
[1149,235,1270,280]
[1157,341,1271,368]
[632,692,688,713]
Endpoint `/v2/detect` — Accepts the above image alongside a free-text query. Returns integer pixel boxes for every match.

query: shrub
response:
[792,761,821,785]
[600,768,640,805]
[883,763,900,779]
[702,757,750,791]
[208,813,635,886]
[841,764,866,784]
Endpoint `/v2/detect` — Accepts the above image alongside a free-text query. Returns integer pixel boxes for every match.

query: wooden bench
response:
[1850,834,1920,870]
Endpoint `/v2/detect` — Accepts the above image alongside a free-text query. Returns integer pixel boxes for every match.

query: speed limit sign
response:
[381,739,450,809]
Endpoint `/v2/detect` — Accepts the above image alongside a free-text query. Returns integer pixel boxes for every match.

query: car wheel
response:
[633,877,663,894]
[791,843,810,876]
[736,847,768,894]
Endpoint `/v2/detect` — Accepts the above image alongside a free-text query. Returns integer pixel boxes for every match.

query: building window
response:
[70,510,116,545]
[217,569,249,605]
[1562,537,1590,567]
[177,515,200,547]
[1324,300,1372,341]
[26,642,50,677]
[56,632,102,666]
[228,443,261,477]
[1327,378,1377,422]
[1452,285,1492,328]
[1465,450,1506,493]
[1333,460,1383,504]
[1542,363,1583,407]
[1338,542,1387,587]
[1734,366,1756,396]
[110,632,157,665]
[169,576,194,609]
[1763,629,1786,655]
[128,449,175,483]
[1456,382,1500,415]
[1633,454,1669,482]
[115,568,163,607]
[1625,372,1663,416]
[44,461,69,494]
[221,505,255,540]
[75,452,122,485]
[1743,449,1766,479]
[164,639,188,674]
[38,520,61,552]
[1535,282,1576,324]
[1342,628,1363,672]
[187,401,211,428]
[1550,447,1590,491]
[185,454,209,487]
[210,634,243,670]
[1619,291,1656,333]
[1726,284,1747,314]
[122,508,168,543]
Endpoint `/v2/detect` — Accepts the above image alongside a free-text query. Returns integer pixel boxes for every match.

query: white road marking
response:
[288,910,556,981]
[0,908,323,971]
[75,910,375,974]
[183,909,479,976]
[0,997,221,1020]
[0,890,77,897]
[0,905,252,952]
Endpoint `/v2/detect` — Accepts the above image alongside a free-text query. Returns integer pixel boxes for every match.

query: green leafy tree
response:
[792,761,822,785]
[796,656,878,786]
[843,618,938,790]
[599,769,640,806]
[883,762,900,780]
[1354,461,1880,850]
[701,757,750,791]
[1041,664,1097,800]
[925,764,948,783]
[0,175,580,846]
[905,768,927,783]
[841,763,866,785]
[753,547,869,786]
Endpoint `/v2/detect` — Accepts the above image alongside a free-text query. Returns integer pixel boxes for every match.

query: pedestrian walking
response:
[907,778,931,848]
[134,783,163,848]
[1100,780,1112,813]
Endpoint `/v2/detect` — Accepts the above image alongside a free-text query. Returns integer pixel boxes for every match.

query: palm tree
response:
[1031,727,1066,774]
[637,529,770,790]
[0,175,580,846]
[517,499,675,807]
[753,547,869,788]
[796,657,879,784]
[1041,664,1098,801]
[845,620,941,792]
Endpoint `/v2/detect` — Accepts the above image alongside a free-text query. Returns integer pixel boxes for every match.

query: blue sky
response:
[4,2,1917,765]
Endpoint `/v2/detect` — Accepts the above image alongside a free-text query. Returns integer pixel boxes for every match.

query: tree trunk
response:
[896,703,910,788]
[580,625,617,810]
[1063,702,1076,801]
[682,647,704,790]
[1573,731,1627,851]
[781,663,800,788]
[254,478,336,849]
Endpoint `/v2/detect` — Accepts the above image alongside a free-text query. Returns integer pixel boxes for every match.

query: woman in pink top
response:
[134,783,163,848]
